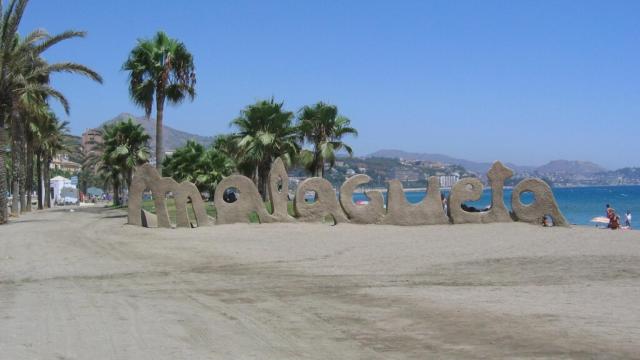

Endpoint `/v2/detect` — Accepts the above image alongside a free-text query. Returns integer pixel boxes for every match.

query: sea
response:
[352,185,640,227]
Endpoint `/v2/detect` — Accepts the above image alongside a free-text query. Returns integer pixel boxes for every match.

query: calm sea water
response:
[352,185,640,226]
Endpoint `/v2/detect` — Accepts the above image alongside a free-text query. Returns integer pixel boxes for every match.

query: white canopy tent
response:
[50,176,77,205]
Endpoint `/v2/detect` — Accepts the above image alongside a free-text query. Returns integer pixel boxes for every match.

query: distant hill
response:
[366,149,535,174]
[100,113,214,152]
[599,167,640,184]
[62,134,83,164]
[363,149,640,186]
[535,160,606,175]
[366,149,612,177]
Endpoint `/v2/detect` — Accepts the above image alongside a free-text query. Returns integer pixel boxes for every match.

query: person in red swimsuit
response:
[608,208,620,230]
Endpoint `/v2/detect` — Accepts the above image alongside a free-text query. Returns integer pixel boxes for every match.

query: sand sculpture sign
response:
[128,158,568,228]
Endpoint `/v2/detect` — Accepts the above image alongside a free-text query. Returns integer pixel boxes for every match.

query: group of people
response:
[79,192,109,203]
[606,204,632,230]
[440,195,489,215]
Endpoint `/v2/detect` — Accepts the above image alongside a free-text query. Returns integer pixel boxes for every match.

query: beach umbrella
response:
[590,216,609,224]
[87,187,104,197]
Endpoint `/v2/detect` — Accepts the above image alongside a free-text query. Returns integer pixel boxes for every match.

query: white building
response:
[50,176,77,205]
[50,154,81,172]
[439,174,460,188]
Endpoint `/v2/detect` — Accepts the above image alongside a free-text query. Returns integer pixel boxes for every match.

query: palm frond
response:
[21,82,70,114]
[38,61,103,83]
[31,30,86,55]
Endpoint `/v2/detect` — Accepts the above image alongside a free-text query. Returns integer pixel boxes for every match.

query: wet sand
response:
[1,206,639,359]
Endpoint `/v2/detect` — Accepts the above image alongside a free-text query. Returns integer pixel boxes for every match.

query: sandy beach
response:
[1,206,639,359]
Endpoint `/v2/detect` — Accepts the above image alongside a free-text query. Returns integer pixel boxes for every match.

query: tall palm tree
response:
[34,113,68,208]
[298,102,358,178]
[123,31,196,172]
[13,47,100,215]
[231,98,300,199]
[23,98,50,211]
[98,160,123,206]
[0,0,29,222]
[100,118,150,198]
[0,0,102,221]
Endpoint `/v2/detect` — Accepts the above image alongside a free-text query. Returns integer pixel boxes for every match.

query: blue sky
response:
[21,0,640,169]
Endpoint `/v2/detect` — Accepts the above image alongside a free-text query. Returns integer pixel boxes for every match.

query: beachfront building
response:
[392,168,421,182]
[425,161,446,170]
[82,128,103,157]
[439,173,460,188]
[50,154,82,173]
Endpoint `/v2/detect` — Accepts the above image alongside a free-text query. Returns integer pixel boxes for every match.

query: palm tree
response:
[24,98,50,211]
[212,133,239,157]
[230,98,300,199]
[297,102,358,178]
[6,48,100,215]
[123,31,196,172]
[98,159,123,206]
[100,118,150,201]
[0,0,102,221]
[0,0,29,222]
[212,133,254,177]
[33,113,69,208]
[163,140,234,195]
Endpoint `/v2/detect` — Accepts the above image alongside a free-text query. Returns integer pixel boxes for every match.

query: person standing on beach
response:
[625,210,632,228]
[608,208,620,230]
[441,194,448,215]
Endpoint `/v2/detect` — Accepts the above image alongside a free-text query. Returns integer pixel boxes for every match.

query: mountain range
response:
[101,113,214,153]
[366,149,607,176]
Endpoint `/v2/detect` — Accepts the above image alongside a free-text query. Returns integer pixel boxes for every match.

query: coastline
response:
[352,184,640,193]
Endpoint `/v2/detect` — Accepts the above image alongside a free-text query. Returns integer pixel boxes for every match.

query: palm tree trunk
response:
[0,124,8,224]
[19,131,27,212]
[11,115,20,216]
[126,169,134,205]
[313,149,323,178]
[44,158,51,208]
[253,164,259,188]
[11,174,18,214]
[36,152,43,210]
[314,150,324,178]
[113,181,120,206]
[155,92,165,172]
[25,140,33,211]
[258,163,270,201]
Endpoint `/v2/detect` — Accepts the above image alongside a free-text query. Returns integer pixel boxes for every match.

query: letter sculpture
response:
[382,177,449,226]
[511,178,568,226]
[267,158,295,222]
[294,177,348,223]
[448,161,513,224]
[128,163,209,228]
[339,174,385,224]
[214,175,276,224]
[213,158,295,224]
[127,158,570,228]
